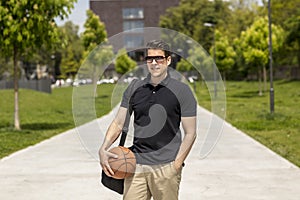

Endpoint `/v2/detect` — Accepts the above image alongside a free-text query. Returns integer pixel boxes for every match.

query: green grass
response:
[195,80,300,167]
[0,84,114,158]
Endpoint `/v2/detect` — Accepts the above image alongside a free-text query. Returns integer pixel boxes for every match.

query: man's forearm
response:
[101,120,123,151]
[175,116,197,167]
[175,132,196,166]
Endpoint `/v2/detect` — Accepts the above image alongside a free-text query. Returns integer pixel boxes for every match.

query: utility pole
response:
[204,22,217,99]
[268,0,274,113]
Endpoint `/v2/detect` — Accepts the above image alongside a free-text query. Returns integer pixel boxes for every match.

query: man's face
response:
[146,49,171,78]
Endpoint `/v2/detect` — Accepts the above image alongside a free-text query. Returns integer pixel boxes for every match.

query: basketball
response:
[108,146,136,179]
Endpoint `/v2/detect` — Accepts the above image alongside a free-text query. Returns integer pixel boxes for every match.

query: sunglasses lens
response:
[145,57,153,63]
[156,57,164,62]
[146,56,165,63]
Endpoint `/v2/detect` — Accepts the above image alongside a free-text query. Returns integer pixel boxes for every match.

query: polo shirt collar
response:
[144,70,171,86]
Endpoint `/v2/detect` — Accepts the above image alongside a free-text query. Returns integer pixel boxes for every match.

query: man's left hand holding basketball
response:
[99,107,128,177]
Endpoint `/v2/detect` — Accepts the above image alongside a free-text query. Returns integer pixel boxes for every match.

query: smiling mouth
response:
[151,67,160,71]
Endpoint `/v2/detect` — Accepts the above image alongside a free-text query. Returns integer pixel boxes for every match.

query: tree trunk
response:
[13,45,21,130]
[298,40,300,68]
[93,64,99,98]
[258,66,263,96]
[263,65,267,92]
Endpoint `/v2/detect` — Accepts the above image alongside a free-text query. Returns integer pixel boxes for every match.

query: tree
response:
[82,10,107,52]
[59,21,84,80]
[0,56,13,80]
[210,30,236,82]
[115,49,137,75]
[261,0,300,28]
[81,10,113,83]
[259,0,300,68]
[229,0,258,40]
[238,17,284,95]
[176,58,193,73]
[286,16,300,68]
[177,45,213,80]
[0,0,77,130]
[160,0,232,52]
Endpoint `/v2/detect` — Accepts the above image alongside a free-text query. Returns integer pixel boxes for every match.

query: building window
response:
[123,8,144,19]
[123,21,144,32]
[124,35,144,48]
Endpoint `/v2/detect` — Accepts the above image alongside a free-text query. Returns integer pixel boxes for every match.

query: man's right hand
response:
[99,148,118,177]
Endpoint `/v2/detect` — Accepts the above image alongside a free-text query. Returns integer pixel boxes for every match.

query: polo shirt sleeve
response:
[120,80,137,109]
[180,84,197,117]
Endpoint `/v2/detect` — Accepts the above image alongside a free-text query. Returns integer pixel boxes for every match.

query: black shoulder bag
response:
[101,80,137,194]
[100,111,131,194]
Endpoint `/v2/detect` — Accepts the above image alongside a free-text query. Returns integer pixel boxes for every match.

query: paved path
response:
[1,106,299,200]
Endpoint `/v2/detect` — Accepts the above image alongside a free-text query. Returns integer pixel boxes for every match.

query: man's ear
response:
[167,56,171,66]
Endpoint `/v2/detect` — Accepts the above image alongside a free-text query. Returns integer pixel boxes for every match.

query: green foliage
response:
[258,0,300,67]
[234,17,284,94]
[80,10,113,82]
[159,0,265,81]
[115,48,137,75]
[59,21,84,79]
[210,30,236,76]
[79,44,114,83]
[195,80,300,167]
[266,0,300,28]
[286,16,300,47]
[176,45,214,79]
[159,0,300,80]
[229,0,259,30]
[160,0,232,51]
[176,58,193,72]
[238,17,284,68]
[82,10,107,52]
[285,16,300,67]
[0,0,77,56]
[0,57,13,80]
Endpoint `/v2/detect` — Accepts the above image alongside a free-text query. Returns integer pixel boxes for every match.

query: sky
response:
[55,0,89,34]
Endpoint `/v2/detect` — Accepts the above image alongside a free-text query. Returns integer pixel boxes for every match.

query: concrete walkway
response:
[1,106,299,200]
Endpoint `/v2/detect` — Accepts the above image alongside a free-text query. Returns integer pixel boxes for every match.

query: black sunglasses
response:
[145,56,167,64]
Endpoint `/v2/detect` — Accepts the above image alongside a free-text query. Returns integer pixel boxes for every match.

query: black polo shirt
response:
[121,71,197,165]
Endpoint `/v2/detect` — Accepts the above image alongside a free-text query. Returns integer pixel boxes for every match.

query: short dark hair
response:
[146,40,171,57]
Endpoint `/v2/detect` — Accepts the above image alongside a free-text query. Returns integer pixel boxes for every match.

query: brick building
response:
[90,0,179,60]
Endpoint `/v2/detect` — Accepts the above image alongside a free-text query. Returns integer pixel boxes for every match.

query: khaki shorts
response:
[124,161,182,200]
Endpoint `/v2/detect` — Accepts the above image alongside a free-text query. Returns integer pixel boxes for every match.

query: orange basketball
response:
[108,146,136,179]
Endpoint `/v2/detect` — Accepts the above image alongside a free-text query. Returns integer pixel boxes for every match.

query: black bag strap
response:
[118,108,132,146]
[118,79,138,146]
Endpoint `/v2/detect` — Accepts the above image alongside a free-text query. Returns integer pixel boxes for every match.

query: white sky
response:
[55,0,89,34]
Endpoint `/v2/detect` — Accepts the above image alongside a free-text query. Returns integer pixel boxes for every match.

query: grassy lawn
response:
[0,84,114,158]
[195,80,300,167]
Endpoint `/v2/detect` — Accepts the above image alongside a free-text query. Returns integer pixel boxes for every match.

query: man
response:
[99,40,197,200]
